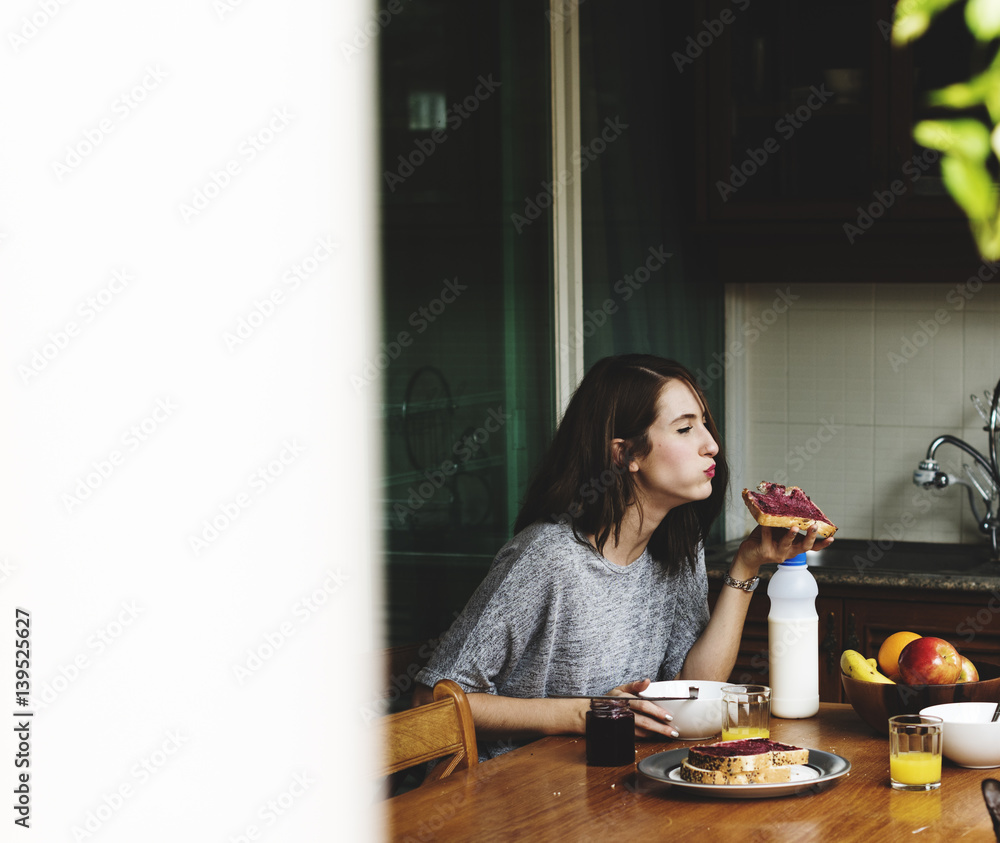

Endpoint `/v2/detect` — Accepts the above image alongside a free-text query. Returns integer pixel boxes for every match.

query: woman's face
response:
[630,379,719,512]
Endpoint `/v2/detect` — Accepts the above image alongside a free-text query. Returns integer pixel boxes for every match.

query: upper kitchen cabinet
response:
[691,0,987,282]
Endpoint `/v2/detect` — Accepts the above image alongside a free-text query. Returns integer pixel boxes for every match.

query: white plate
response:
[637,748,851,799]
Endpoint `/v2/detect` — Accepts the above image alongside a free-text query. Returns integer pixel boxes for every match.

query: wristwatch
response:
[724,572,760,592]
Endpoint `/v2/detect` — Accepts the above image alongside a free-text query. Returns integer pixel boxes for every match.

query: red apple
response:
[956,655,980,683]
[897,636,963,685]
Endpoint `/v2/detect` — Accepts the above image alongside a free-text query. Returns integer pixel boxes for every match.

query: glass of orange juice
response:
[889,714,943,791]
[721,685,771,740]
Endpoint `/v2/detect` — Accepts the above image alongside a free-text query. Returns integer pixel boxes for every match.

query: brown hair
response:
[514,354,727,573]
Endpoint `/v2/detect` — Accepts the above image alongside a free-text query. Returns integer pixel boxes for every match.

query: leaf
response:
[941,155,998,220]
[926,81,987,108]
[903,0,1000,261]
[893,0,964,43]
[967,0,1000,39]
[926,65,1000,124]
[991,122,1000,158]
[975,221,1000,261]
[915,119,992,158]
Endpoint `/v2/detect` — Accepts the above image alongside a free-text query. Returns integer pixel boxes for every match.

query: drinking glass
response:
[889,714,943,791]
[721,684,771,740]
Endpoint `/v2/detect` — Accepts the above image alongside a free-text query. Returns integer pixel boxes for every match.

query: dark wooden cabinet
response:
[700,0,891,221]
[709,579,1000,703]
[692,0,985,282]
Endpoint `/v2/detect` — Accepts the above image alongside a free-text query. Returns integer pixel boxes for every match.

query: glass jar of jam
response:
[585,698,635,766]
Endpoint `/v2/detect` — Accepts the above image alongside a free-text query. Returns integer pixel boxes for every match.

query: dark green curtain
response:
[380,0,554,646]
[579,1,726,537]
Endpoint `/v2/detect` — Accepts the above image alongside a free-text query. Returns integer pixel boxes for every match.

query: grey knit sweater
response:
[415,520,710,758]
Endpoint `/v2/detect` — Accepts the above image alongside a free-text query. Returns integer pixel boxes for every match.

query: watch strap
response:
[724,573,760,592]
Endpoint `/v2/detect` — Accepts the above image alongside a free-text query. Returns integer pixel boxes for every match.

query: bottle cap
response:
[780,553,808,566]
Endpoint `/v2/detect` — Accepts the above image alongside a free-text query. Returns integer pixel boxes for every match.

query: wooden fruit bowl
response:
[841,660,1000,735]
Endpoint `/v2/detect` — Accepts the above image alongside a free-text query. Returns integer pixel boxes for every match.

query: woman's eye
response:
[677,426,692,434]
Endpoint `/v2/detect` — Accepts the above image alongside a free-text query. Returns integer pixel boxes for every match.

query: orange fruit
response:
[878,631,922,678]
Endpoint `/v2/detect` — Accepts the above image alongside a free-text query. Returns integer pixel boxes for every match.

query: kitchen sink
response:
[706,538,997,577]
[804,540,992,575]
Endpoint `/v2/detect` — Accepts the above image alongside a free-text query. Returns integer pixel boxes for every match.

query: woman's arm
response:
[678,523,832,681]
[412,678,678,741]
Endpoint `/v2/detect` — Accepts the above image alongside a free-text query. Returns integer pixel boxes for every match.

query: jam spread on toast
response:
[748,482,830,524]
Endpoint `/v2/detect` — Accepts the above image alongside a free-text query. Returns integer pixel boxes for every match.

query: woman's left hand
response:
[732,523,833,577]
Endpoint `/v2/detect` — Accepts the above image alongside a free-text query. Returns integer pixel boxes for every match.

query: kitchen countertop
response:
[705,537,1000,593]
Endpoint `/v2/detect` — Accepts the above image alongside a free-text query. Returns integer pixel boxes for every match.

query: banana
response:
[840,649,895,684]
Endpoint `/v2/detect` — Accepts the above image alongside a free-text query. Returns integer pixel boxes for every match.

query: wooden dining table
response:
[387,703,1000,841]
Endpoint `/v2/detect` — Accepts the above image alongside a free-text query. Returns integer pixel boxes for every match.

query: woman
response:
[413,354,832,758]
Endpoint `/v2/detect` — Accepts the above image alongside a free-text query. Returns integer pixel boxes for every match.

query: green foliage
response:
[892,0,962,45]
[967,0,1000,40]
[895,0,1000,258]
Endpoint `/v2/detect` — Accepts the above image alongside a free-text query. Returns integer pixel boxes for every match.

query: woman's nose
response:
[702,432,719,456]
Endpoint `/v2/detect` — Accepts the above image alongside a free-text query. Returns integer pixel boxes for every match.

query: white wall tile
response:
[744,284,797,316]
[746,306,788,423]
[964,311,1000,428]
[743,422,788,488]
[790,282,874,312]
[873,310,909,427]
[873,426,963,542]
[872,309,965,429]
[785,312,823,424]
[873,283,953,312]
[979,282,1000,311]
[733,282,1000,545]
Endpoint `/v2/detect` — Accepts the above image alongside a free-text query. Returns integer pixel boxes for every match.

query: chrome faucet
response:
[913,376,1000,561]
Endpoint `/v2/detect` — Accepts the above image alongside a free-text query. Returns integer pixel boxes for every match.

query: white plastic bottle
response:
[767,553,819,718]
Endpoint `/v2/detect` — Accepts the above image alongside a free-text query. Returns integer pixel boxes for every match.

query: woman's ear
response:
[610,439,639,473]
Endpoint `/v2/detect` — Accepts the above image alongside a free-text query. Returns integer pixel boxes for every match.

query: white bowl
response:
[920,702,1000,768]
[639,680,729,740]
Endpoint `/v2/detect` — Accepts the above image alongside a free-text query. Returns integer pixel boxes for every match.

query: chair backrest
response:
[382,678,479,790]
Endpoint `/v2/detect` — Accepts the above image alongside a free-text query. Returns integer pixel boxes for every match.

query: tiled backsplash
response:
[724,282,1000,545]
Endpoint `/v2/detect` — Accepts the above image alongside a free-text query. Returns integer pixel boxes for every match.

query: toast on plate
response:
[680,738,809,785]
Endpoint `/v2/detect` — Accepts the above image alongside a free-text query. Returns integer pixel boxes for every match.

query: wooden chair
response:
[381,678,478,795]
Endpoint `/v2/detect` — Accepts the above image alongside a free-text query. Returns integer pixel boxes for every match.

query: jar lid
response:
[590,698,633,714]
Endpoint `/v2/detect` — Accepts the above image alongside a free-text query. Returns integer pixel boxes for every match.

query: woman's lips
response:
[705,465,716,478]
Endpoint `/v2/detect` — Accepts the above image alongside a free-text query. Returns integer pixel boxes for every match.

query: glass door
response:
[378,0,555,646]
